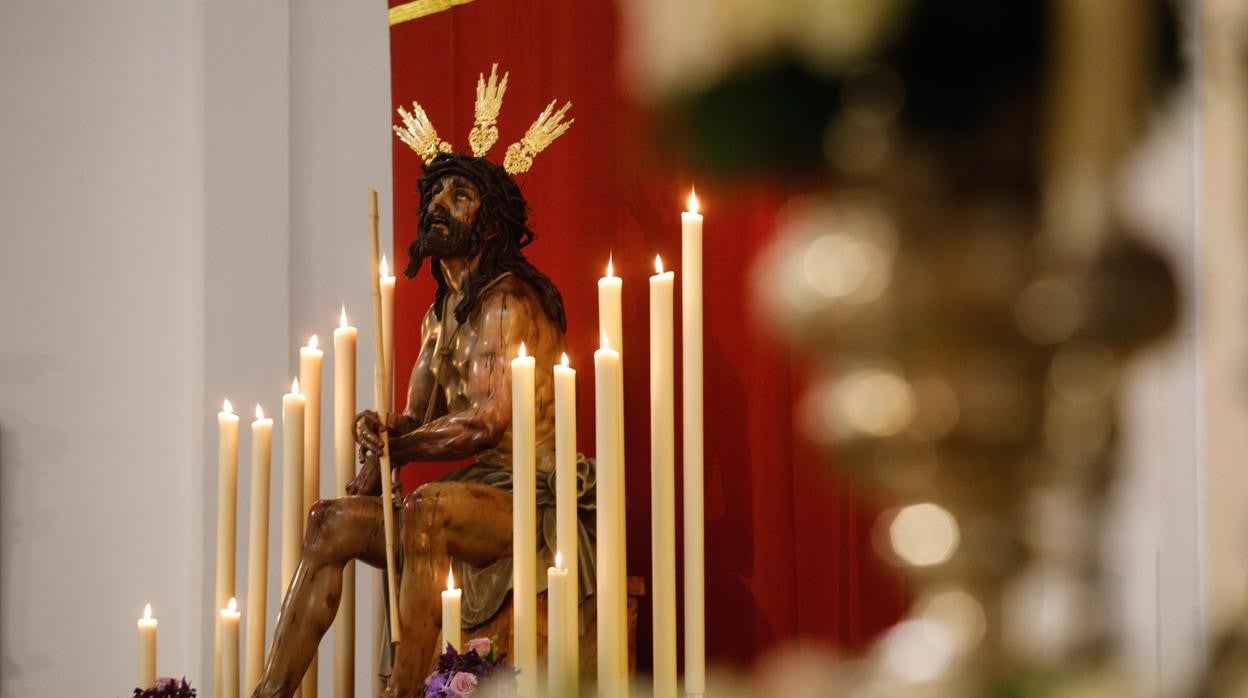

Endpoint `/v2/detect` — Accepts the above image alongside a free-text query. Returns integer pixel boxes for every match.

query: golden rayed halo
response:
[469,64,508,157]
[393,102,452,165]
[503,99,573,175]
[392,64,572,174]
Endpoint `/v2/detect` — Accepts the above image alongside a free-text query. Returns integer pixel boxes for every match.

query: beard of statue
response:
[413,207,485,262]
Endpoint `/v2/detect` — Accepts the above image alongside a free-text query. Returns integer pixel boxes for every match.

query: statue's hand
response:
[347,453,382,496]
[355,409,385,456]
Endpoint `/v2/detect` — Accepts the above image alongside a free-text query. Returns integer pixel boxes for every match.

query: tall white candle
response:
[553,354,579,689]
[598,256,623,354]
[380,255,396,406]
[682,190,706,696]
[299,334,324,523]
[282,380,307,698]
[650,257,677,698]
[216,399,240,698]
[441,566,462,653]
[332,307,357,698]
[281,379,306,596]
[300,335,323,698]
[594,339,626,697]
[547,553,571,697]
[511,343,538,696]
[138,603,158,689]
[221,598,241,698]
[597,259,628,687]
[245,405,273,695]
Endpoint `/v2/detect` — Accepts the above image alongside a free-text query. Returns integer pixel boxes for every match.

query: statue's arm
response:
[388,289,532,462]
[354,305,438,469]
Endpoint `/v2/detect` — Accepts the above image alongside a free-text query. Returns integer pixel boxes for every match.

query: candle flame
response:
[223,398,233,414]
[555,550,563,569]
[308,334,319,350]
[291,377,300,394]
[380,254,391,279]
[518,342,528,359]
[601,332,610,351]
[143,603,152,620]
[340,305,348,328]
[655,254,664,274]
[447,565,455,591]
[606,255,614,278]
[687,187,699,214]
[255,404,265,421]
[226,597,238,613]
[561,352,569,368]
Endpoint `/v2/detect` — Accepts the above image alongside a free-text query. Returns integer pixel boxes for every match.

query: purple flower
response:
[133,677,196,698]
[465,637,492,656]
[424,672,450,698]
[447,671,478,696]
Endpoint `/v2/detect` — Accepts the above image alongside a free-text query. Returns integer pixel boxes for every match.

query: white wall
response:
[289,1,393,696]
[0,1,207,694]
[0,0,306,695]
[201,0,292,692]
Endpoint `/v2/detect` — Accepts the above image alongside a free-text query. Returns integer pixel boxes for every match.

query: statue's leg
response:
[389,481,513,696]
[253,495,391,698]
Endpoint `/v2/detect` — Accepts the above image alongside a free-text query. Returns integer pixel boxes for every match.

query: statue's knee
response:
[403,483,454,547]
[405,483,451,515]
[306,498,338,539]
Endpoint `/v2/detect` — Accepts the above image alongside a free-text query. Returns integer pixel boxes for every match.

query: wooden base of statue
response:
[448,576,645,681]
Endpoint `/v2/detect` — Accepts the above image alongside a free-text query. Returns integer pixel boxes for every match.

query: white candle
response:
[547,552,571,697]
[597,259,628,689]
[594,338,626,696]
[650,256,677,698]
[553,354,579,689]
[221,598,241,698]
[511,343,538,696]
[300,335,323,698]
[281,379,306,595]
[373,251,402,646]
[215,399,240,697]
[597,256,623,355]
[137,603,158,689]
[299,334,324,527]
[380,255,396,406]
[301,339,323,694]
[332,307,357,698]
[441,565,462,653]
[682,190,706,696]
[245,406,273,695]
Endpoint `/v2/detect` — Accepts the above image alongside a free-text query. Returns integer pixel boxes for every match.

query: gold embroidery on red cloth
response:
[388,0,474,26]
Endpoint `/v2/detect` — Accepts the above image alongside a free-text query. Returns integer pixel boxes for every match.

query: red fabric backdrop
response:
[387,0,903,670]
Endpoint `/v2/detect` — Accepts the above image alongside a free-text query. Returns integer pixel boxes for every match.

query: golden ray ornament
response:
[469,64,509,157]
[503,99,574,175]
[392,65,573,174]
[393,102,452,165]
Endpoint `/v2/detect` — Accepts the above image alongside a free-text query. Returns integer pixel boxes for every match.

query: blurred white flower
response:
[619,0,911,98]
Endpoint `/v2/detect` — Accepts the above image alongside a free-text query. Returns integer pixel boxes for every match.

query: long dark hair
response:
[406,153,566,332]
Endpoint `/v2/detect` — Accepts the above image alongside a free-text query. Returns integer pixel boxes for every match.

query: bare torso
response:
[388,272,564,472]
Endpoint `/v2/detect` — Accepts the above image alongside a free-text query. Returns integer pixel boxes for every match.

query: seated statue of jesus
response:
[252,152,596,698]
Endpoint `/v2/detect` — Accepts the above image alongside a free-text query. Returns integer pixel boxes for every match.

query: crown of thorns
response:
[392,64,573,175]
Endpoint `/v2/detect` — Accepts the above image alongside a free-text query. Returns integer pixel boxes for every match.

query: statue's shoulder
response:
[481,272,538,304]
[420,302,440,329]
[478,273,547,324]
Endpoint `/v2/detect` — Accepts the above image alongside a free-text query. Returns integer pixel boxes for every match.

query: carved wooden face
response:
[418,174,484,259]
[425,174,482,233]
